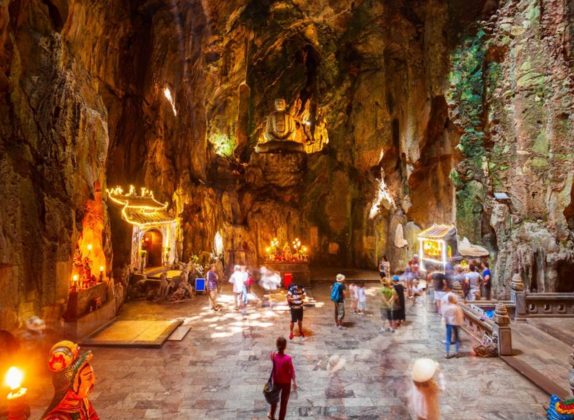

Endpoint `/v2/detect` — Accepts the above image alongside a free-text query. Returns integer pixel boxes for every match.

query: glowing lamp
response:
[87,244,93,252]
[99,266,104,273]
[5,367,26,400]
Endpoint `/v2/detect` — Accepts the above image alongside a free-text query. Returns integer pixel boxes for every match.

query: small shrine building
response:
[107,186,178,272]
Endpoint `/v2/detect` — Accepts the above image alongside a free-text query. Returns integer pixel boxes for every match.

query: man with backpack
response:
[331,274,346,328]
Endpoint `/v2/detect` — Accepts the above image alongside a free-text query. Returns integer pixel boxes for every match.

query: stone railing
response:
[459,302,512,356]
[511,274,574,319]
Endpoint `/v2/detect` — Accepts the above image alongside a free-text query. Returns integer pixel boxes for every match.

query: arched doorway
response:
[142,229,163,268]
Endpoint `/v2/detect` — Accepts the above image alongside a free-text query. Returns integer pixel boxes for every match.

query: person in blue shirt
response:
[481,261,492,300]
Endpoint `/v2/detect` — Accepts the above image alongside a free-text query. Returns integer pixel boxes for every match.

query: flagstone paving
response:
[29,284,548,419]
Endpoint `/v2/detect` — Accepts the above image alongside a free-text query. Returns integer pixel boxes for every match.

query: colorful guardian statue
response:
[42,341,99,420]
[256,98,305,153]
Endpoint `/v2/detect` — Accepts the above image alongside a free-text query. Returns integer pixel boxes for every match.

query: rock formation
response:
[0,0,572,329]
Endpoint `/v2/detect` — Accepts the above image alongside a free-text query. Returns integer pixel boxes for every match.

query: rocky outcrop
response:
[448,0,574,295]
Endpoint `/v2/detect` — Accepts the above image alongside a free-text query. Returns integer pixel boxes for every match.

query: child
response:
[349,282,358,314]
[380,279,397,332]
[356,282,367,314]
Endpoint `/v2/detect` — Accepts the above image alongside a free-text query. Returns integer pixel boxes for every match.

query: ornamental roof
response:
[106,186,176,227]
[418,224,456,239]
[123,207,174,226]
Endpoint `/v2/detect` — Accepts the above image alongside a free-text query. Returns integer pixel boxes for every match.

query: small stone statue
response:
[42,340,99,419]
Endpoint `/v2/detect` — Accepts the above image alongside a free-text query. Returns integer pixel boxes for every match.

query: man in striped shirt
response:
[287,284,306,341]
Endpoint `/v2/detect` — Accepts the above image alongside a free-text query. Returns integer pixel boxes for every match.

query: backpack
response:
[330,282,343,302]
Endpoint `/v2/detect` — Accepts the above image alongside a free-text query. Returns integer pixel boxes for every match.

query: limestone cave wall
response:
[1,0,573,329]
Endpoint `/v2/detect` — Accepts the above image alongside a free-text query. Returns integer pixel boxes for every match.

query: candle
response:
[71,274,79,291]
[87,244,93,253]
[5,367,29,420]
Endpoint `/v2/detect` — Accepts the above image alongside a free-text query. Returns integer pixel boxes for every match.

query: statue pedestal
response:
[247,152,306,189]
[255,140,304,153]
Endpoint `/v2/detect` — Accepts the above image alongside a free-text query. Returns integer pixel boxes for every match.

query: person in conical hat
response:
[408,358,443,420]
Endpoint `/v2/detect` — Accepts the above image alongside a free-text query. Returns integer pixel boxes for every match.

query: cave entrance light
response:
[163,86,177,116]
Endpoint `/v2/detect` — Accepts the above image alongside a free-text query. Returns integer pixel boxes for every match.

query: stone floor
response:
[29,283,549,419]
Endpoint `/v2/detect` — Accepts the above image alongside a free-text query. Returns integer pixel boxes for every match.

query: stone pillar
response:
[494,303,512,356]
[511,271,527,321]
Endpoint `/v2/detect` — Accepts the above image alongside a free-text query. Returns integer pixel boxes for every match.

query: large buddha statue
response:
[256,98,305,153]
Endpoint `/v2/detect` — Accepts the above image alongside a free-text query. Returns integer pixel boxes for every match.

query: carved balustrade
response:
[512,291,574,318]
[459,302,513,356]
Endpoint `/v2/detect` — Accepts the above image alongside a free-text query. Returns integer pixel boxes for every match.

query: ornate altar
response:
[417,224,457,270]
[263,238,310,286]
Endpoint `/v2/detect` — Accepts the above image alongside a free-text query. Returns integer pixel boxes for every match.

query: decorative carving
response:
[494,303,510,326]
[511,271,525,292]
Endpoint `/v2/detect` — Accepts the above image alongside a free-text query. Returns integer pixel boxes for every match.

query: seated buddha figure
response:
[256,98,304,153]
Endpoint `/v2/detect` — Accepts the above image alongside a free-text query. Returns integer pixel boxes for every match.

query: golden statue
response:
[256,99,305,153]
[42,341,99,420]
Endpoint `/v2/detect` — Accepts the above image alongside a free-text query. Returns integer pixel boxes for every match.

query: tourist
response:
[451,265,465,290]
[465,264,483,302]
[330,274,346,328]
[409,255,420,280]
[356,282,367,314]
[229,265,245,310]
[429,271,447,313]
[404,265,414,298]
[481,261,492,300]
[442,294,464,358]
[379,255,391,278]
[268,336,297,420]
[380,277,397,332]
[207,263,219,311]
[245,269,255,293]
[287,284,306,340]
[392,275,406,327]
[349,282,358,314]
[408,358,443,420]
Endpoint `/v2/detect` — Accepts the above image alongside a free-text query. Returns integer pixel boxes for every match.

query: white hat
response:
[412,358,438,383]
[336,273,345,282]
